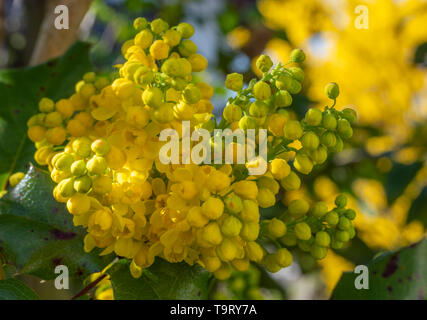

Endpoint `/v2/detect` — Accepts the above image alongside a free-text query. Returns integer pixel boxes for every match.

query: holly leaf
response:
[108,259,212,300]
[331,238,427,299]
[0,278,39,300]
[0,42,92,189]
[0,165,112,280]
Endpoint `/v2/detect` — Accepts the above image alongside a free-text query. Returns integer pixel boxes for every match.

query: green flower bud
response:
[331,239,344,249]
[182,84,201,104]
[178,39,197,57]
[279,232,297,246]
[38,97,55,113]
[274,90,292,108]
[83,72,96,83]
[72,137,92,158]
[91,139,110,156]
[276,74,301,94]
[335,194,347,207]
[221,215,242,237]
[9,172,25,187]
[172,77,188,90]
[255,55,273,73]
[58,178,75,198]
[283,120,303,140]
[44,111,63,127]
[267,218,287,239]
[294,222,311,240]
[224,194,243,214]
[344,209,356,220]
[86,156,107,175]
[304,108,322,126]
[150,18,169,34]
[74,175,92,193]
[238,116,257,131]
[315,231,331,247]
[133,17,148,31]
[321,131,337,148]
[335,230,350,242]
[337,118,353,139]
[264,254,281,273]
[289,48,305,63]
[274,248,293,268]
[225,73,244,92]
[294,153,313,175]
[54,153,74,172]
[301,131,320,150]
[71,160,87,176]
[310,244,328,260]
[322,112,337,130]
[309,145,328,164]
[311,201,328,218]
[249,100,269,118]
[288,199,309,217]
[289,67,304,82]
[223,104,242,123]
[348,226,356,239]
[325,211,339,225]
[331,136,344,152]
[280,171,301,191]
[142,87,163,108]
[325,82,339,99]
[341,108,357,124]
[253,81,271,100]
[338,217,351,231]
[177,22,195,39]
[134,66,154,86]
[297,238,314,252]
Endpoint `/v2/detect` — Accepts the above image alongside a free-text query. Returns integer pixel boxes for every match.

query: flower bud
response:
[150,18,169,34]
[256,54,273,72]
[133,17,148,31]
[325,211,339,225]
[86,156,107,175]
[225,73,243,92]
[249,100,269,117]
[267,218,287,239]
[294,222,311,240]
[38,97,55,113]
[294,153,313,174]
[274,90,292,108]
[311,201,328,217]
[224,193,243,214]
[289,48,305,63]
[73,175,92,193]
[288,199,309,217]
[221,215,242,237]
[253,81,271,100]
[322,112,337,131]
[325,82,339,99]
[315,231,331,247]
[335,194,347,207]
[301,131,319,150]
[280,171,301,191]
[283,120,303,140]
[223,104,242,123]
[305,108,322,126]
[177,22,195,39]
[310,245,328,260]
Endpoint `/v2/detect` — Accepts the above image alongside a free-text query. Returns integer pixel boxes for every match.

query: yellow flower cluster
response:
[25,18,357,280]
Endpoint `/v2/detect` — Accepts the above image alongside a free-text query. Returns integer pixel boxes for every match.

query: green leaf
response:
[108,259,212,300]
[0,165,112,280]
[407,187,427,227]
[0,42,92,189]
[0,278,39,300]
[331,238,427,300]
[384,161,423,205]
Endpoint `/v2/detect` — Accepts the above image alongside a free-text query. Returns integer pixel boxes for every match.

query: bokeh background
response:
[1,0,426,300]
